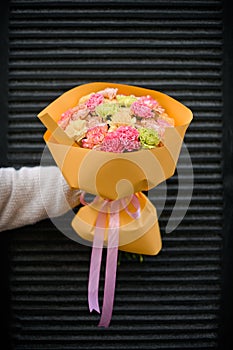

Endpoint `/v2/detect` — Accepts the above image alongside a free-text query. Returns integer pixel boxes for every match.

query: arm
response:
[0,166,81,232]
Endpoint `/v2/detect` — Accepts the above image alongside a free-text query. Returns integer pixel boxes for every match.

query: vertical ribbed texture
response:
[8,1,222,349]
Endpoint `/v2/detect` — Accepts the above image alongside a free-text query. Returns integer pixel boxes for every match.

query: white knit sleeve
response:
[0,166,81,232]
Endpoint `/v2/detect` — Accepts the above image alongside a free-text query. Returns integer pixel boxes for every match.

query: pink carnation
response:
[100,137,125,153]
[58,106,80,129]
[98,88,118,100]
[138,95,157,108]
[116,125,139,142]
[137,95,165,114]
[100,126,140,153]
[85,93,104,111]
[71,104,89,120]
[130,101,154,119]
[122,138,141,152]
[82,124,108,149]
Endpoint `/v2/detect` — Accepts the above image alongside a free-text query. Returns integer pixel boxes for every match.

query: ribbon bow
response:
[80,192,140,327]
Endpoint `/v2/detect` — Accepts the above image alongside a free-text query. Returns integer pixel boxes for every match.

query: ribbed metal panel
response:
[7,0,223,349]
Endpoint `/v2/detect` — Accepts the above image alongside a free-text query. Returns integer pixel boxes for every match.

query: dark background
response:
[0,0,233,349]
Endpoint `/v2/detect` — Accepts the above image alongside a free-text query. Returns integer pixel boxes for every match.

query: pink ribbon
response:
[80,192,140,327]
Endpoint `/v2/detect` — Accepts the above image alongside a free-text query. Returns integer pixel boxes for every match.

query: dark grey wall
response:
[1,0,227,349]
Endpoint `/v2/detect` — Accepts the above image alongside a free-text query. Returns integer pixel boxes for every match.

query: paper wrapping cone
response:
[72,192,162,255]
[38,82,193,256]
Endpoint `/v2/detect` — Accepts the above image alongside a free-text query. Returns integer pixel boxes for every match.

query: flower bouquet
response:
[38,82,192,327]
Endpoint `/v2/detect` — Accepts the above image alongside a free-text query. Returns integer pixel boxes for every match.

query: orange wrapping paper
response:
[38,82,193,255]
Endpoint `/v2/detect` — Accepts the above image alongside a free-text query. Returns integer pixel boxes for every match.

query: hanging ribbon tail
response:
[88,204,107,314]
[88,246,102,313]
[123,194,141,220]
[83,193,141,327]
[98,202,119,327]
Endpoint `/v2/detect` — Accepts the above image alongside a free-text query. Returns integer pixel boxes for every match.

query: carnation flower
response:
[137,95,165,114]
[58,106,80,129]
[82,124,108,149]
[72,104,89,120]
[58,111,72,129]
[130,101,155,119]
[87,115,103,128]
[85,93,104,111]
[98,88,118,100]
[140,118,165,138]
[139,127,160,148]
[95,102,119,119]
[116,125,139,142]
[116,94,137,107]
[109,108,136,127]
[99,137,125,153]
[99,126,140,153]
[122,138,141,152]
[64,119,87,141]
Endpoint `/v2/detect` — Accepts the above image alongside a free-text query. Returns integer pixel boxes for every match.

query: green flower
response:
[116,94,137,107]
[95,102,119,119]
[139,127,160,148]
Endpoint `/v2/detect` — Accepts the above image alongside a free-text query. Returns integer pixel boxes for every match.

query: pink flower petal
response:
[85,93,104,111]
[130,101,155,119]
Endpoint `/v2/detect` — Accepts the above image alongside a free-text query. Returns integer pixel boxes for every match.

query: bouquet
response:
[58,86,174,152]
[38,82,192,327]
